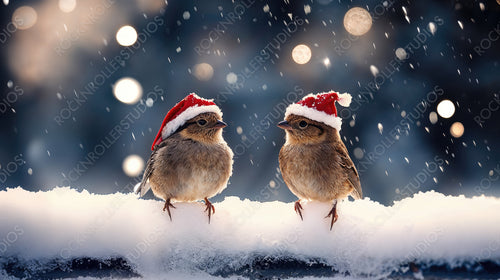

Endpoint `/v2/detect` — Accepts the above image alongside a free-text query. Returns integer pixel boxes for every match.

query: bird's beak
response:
[213,120,227,129]
[277,120,292,130]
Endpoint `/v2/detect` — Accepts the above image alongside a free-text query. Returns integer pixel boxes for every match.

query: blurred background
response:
[0,0,499,206]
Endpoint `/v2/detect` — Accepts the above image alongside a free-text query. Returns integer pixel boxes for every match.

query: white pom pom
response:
[337,93,352,107]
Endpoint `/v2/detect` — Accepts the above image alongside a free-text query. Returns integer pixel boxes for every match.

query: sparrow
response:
[135,93,233,223]
[277,91,362,230]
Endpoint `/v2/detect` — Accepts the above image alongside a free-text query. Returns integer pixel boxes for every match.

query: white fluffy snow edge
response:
[0,187,499,278]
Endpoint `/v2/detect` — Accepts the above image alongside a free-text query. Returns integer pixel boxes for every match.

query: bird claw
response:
[204,197,215,224]
[294,200,304,220]
[325,200,338,230]
[162,198,176,221]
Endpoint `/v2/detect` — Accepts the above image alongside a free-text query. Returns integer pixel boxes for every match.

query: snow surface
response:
[0,187,499,279]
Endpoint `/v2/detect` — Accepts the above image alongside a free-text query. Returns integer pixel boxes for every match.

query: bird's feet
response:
[294,200,304,220]
[325,200,338,230]
[162,198,176,221]
[204,197,215,224]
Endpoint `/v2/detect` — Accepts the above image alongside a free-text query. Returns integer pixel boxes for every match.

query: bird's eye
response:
[197,119,207,126]
[299,120,308,128]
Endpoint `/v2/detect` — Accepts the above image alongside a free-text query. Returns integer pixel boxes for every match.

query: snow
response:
[304,5,311,15]
[369,65,379,77]
[0,187,499,279]
[428,22,437,35]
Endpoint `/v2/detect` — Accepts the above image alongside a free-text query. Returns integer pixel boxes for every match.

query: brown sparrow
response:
[278,91,362,230]
[135,93,233,223]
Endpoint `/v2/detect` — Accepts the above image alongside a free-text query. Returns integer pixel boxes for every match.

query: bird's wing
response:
[336,144,363,199]
[135,142,165,197]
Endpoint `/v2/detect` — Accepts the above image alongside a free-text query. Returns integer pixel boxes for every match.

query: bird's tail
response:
[351,187,363,200]
[134,180,151,197]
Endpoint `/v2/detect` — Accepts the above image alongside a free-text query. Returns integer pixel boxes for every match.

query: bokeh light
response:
[450,122,464,138]
[395,48,408,60]
[58,0,77,13]
[122,155,145,177]
[236,126,243,134]
[193,63,214,81]
[136,0,167,13]
[116,25,138,46]
[291,44,312,64]
[226,72,238,84]
[323,57,331,68]
[353,147,364,159]
[12,6,37,30]
[437,100,455,118]
[343,7,372,36]
[429,112,438,124]
[113,77,143,104]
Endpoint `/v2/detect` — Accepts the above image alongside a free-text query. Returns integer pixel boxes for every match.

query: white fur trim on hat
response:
[161,104,223,139]
[284,103,343,131]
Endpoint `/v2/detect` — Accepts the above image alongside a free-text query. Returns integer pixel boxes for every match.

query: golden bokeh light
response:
[429,112,438,124]
[12,6,38,30]
[113,77,143,104]
[292,44,312,64]
[450,122,464,138]
[193,63,214,81]
[116,25,138,46]
[343,7,372,36]
[122,154,145,177]
[58,0,77,13]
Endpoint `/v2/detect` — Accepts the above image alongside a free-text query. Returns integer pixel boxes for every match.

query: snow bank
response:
[0,187,499,279]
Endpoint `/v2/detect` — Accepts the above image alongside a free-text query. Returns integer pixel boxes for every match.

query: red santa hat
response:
[284,91,352,131]
[151,93,222,150]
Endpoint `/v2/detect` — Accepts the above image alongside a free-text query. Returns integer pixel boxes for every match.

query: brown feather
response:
[143,112,233,203]
[278,114,362,202]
